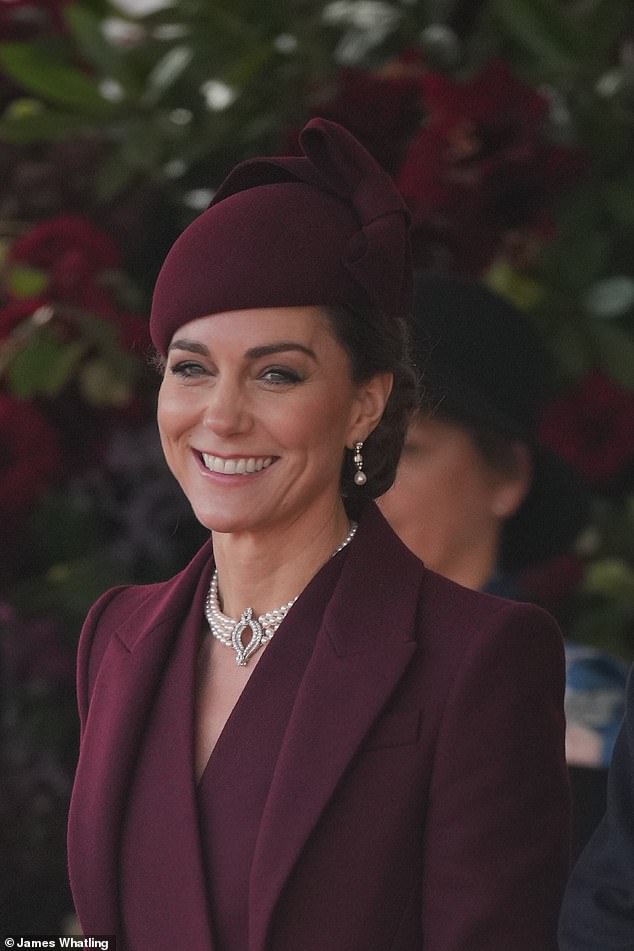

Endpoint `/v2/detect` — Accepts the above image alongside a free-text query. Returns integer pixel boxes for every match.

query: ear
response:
[347,371,393,446]
[490,441,533,520]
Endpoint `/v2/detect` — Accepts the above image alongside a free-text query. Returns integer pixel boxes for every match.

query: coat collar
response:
[69,503,424,949]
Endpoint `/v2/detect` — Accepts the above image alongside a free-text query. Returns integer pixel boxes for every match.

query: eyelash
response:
[170,361,205,378]
[168,362,303,385]
[260,366,302,385]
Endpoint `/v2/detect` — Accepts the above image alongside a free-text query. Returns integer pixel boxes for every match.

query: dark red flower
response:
[9,215,121,313]
[397,59,586,272]
[305,60,423,173]
[0,0,70,39]
[539,369,634,488]
[0,395,63,515]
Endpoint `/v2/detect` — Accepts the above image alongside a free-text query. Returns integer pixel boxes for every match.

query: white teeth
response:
[201,454,273,475]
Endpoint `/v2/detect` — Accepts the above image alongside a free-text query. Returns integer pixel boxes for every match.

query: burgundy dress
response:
[118,548,343,951]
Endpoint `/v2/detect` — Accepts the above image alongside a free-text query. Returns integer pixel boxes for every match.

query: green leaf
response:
[6,264,49,298]
[94,147,138,201]
[39,551,133,620]
[491,0,580,70]
[27,488,108,567]
[68,310,120,349]
[485,260,544,311]
[0,41,116,115]
[0,105,98,144]
[549,322,592,382]
[584,558,634,604]
[6,331,86,398]
[577,0,632,66]
[604,177,634,230]
[64,3,137,94]
[78,357,134,406]
[591,323,634,388]
[143,45,194,106]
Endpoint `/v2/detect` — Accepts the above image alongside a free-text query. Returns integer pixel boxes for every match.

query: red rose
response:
[9,215,122,312]
[397,59,586,272]
[0,395,63,515]
[539,369,634,488]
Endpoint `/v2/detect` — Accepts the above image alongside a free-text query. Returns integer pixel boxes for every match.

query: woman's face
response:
[157,305,389,536]
[378,414,529,587]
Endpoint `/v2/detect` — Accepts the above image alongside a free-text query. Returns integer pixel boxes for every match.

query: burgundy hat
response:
[150,118,412,353]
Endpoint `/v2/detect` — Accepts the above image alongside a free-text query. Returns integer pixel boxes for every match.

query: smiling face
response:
[157,306,390,539]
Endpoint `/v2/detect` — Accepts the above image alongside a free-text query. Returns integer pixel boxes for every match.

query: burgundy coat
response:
[67,503,569,951]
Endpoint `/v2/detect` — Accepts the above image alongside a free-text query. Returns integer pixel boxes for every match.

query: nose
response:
[201,376,252,438]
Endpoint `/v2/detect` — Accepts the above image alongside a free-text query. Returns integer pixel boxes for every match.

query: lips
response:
[200,453,274,475]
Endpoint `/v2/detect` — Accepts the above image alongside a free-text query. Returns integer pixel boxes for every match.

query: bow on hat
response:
[210,119,412,324]
[150,119,412,353]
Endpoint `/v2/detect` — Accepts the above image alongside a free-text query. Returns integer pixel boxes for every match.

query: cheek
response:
[278,391,355,454]
[157,385,194,437]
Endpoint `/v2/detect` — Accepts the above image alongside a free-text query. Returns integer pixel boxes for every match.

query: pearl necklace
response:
[205,522,358,667]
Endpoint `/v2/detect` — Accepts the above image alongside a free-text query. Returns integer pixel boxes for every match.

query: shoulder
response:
[419,565,561,641]
[417,569,565,704]
[356,502,564,684]
[75,539,213,723]
[357,501,562,658]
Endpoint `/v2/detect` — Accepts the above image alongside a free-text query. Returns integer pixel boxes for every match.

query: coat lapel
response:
[68,541,215,949]
[249,505,422,951]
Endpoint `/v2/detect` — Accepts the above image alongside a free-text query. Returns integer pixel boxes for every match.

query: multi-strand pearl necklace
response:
[205,522,358,667]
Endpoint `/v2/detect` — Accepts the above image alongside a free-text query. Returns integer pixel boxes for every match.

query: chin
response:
[189,499,269,536]
[191,509,244,534]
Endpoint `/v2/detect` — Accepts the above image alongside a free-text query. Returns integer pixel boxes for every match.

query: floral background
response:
[0,0,633,931]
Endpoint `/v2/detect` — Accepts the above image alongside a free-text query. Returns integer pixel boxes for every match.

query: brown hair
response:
[324,304,418,503]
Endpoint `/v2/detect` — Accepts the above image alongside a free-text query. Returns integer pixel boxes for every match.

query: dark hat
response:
[411,271,590,570]
[150,118,412,354]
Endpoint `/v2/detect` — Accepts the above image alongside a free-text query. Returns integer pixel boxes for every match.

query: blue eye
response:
[170,361,206,378]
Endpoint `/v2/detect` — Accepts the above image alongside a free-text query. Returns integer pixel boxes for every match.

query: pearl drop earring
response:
[353,441,367,486]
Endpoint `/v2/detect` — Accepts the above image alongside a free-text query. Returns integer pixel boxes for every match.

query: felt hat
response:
[411,272,590,570]
[150,118,412,354]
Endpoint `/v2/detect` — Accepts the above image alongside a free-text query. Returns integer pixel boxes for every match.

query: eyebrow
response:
[167,339,317,361]
[168,338,209,355]
[245,342,317,361]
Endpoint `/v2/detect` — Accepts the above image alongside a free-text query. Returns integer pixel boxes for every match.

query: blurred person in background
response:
[559,665,634,949]
[379,272,623,860]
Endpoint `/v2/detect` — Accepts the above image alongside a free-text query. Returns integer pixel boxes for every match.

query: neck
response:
[211,501,353,618]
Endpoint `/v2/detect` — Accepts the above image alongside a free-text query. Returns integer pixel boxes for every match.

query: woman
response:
[68,119,569,951]
[378,272,589,594]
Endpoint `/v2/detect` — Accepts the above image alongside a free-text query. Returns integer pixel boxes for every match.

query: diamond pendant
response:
[231,607,264,666]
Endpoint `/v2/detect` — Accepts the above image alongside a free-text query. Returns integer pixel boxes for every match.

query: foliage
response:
[0,0,633,929]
